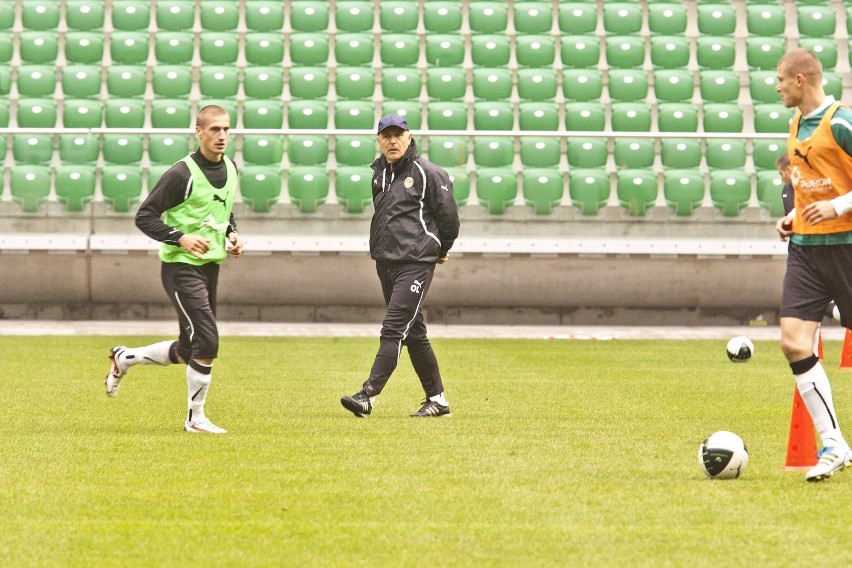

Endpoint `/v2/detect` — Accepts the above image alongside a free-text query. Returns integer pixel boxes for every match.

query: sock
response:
[121,341,177,370]
[429,392,449,407]
[792,356,845,449]
[186,360,212,423]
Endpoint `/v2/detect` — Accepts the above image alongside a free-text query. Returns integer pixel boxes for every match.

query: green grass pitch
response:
[1,335,851,566]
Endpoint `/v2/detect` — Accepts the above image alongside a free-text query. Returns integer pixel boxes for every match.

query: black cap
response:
[377,114,410,134]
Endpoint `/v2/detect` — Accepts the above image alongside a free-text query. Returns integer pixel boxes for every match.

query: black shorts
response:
[781,242,852,326]
[161,261,220,361]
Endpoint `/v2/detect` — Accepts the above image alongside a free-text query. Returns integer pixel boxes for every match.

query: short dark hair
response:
[777,152,790,169]
[196,105,229,128]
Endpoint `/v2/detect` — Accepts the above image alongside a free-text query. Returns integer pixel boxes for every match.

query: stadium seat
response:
[289,33,329,66]
[423,2,462,34]
[148,134,190,165]
[753,104,794,134]
[649,36,690,69]
[611,103,652,132]
[16,65,57,98]
[111,1,149,31]
[425,35,466,67]
[288,100,329,129]
[660,139,702,169]
[710,170,751,217]
[104,99,145,128]
[0,0,14,30]
[62,99,102,128]
[0,98,7,127]
[21,1,60,30]
[648,4,687,35]
[514,3,554,35]
[603,3,642,35]
[382,101,422,130]
[147,164,170,192]
[335,2,375,33]
[523,170,563,215]
[566,138,607,169]
[426,136,468,168]
[798,6,836,38]
[426,103,468,131]
[749,71,778,104]
[243,100,284,129]
[110,32,149,65]
[10,166,51,212]
[238,166,281,213]
[0,33,11,63]
[16,99,57,127]
[334,166,374,213]
[664,170,705,217]
[287,135,328,166]
[560,35,600,69]
[702,104,744,133]
[101,165,143,212]
[695,37,736,70]
[156,1,195,32]
[446,169,470,206]
[519,102,559,131]
[289,1,329,32]
[468,3,508,34]
[473,102,514,131]
[613,138,655,170]
[607,69,649,103]
[658,104,699,133]
[517,69,558,102]
[241,135,283,166]
[200,1,239,31]
[568,169,610,216]
[474,137,514,167]
[617,170,658,216]
[471,35,511,67]
[379,1,418,33]
[476,168,517,215]
[520,137,561,168]
[472,68,513,101]
[61,65,101,99]
[200,32,239,65]
[287,166,329,213]
[746,4,786,36]
[106,66,147,99]
[746,38,785,70]
[199,67,239,100]
[245,34,285,66]
[752,139,786,171]
[55,165,96,212]
[245,1,285,33]
[799,39,837,71]
[18,31,59,64]
[562,69,603,102]
[59,134,99,164]
[244,67,284,100]
[605,36,645,69]
[653,70,694,103]
[822,71,842,100]
[335,136,376,166]
[334,101,375,130]
[696,5,736,36]
[705,139,746,169]
[13,134,54,164]
[335,33,375,67]
[102,134,144,164]
[515,36,557,68]
[426,68,467,102]
[699,70,740,104]
[380,35,420,67]
[558,4,598,35]
[381,68,422,101]
[150,99,192,128]
[334,67,376,101]
[756,170,785,217]
[564,102,606,132]
[288,67,330,99]
[155,33,194,65]
[64,32,104,64]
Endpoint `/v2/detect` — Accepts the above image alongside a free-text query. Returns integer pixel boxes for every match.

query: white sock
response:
[795,361,845,448]
[121,340,174,370]
[429,392,449,407]
[187,363,212,423]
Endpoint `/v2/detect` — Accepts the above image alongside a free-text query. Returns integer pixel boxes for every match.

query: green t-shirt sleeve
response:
[830,107,852,158]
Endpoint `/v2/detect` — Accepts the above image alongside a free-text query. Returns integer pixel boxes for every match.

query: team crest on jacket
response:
[404,177,414,188]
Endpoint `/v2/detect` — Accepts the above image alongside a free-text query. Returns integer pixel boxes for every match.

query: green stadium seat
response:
[473,102,514,131]
[476,168,517,215]
[520,137,560,168]
[0,99,7,126]
[660,139,702,169]
[241,135,283,166]
[566,138,607,168]
[335,136,376,167]
[156,1,195,32]
[0,72,8,106]
[13,134,54,164]
[16,99,57,127]
[605,36,646,69]
[752,139,786,171]
[426,68,467,102]
[703,104,744,134]
[423,2,461,33]
[446,169,470,206]
[200,32,239,65]
[287,166,329,213]
[699,70,740,104]
[696,37,736,70]
[21,1,60,30]
[799,38,837,71]
[426,136,468,168]
[648,4,687,35]
[245,34,285,66]
[519,102,559,131]
[569,169,610,215]
[245,1,285,32]
[334,166,374,213]
[613,138,655,170]
[244,67,284,100]
[288,67,329,99]
[334,101,374,129]
[468,3,508,34]
[427,103,468,131]
[243,100,284,129]
[382,101,422,130]
[109,32,149,65]
[848,6,852,35]
[19,31,59,63]
[425,35,466,67]
[10,166,51,212]
[746,4,785,36]
[472,68,513,101]
[617,170,658,216]
[653,70,694,103]
[200,1,238,31]
[380,35,420,67]
[657,103,699,132]
[705,139,746,169]
[62,99,102,128]
[561,35,600,68]
[289,1,329,32]
[562,69,603,102]
[61,65,101,99]
[288,100,329,129]
[523,169,563,215]
[0,34,11,63]
[335,33,375,66]
[101,165,143,212]
[746,38,785,70]
[514,3,554,35]
[821,71,842,100]
[239,166,282,213]
[474,137,514,167]
[607,69,649,102]
[381,68,422,101]
[150,99,192,128]
[335,67,376,101]
[517,69,558,102]
[603,3,643,35]
[610,103,652,132]
[16,65,57,98]
[335,2,375,33]
[148,134,190,165]
[749,71,778,104]
[558,3,597,35]
[649,36,690,69]
[287,135,328,166]
[106,66,147,99]
[59,134,99,164]
[380,2,418,33]
[564,102,605,131]
[199,67,239,99]
[0,0,14,30]
[697,5,736,35]
[289,33,330,66]
[64,32,104,64]
[104,99,145,128]
[756,170,785,216]
[798,6,836,38]
[111,1,149,31]
[102,134,144,164]
[710,170,751,217]
[753,104,794,134]
[471,35,511,67]
[664,170,705,217]
[147,164,170,192]
[515,36,557,68]
[55,165,96,212]
[155,33,194,65]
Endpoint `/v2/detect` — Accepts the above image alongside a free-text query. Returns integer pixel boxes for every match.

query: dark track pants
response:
[361,261,445,398]
[161,261,220,362]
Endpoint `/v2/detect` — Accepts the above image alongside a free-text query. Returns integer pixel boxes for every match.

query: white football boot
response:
[806,444,852,482]
[184,418,227,434]
[105,345,128,397]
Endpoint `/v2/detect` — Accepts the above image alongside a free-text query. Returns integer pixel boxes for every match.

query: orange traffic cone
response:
[839,328,852,369]
[784,387,818,470]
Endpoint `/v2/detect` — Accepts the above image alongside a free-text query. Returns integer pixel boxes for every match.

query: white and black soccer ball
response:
[699,431,749,479]
[726,336,754,362]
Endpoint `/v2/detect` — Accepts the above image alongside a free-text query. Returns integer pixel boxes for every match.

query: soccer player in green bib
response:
[104,105,244,434]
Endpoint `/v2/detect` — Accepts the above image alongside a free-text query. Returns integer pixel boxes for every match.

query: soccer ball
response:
[699,431,749,479]
[726,336,754,362]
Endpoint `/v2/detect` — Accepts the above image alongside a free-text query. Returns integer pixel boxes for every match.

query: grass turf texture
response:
[1,335,851,566]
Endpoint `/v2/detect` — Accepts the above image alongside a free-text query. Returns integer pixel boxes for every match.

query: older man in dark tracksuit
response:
[341,115,460,418]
